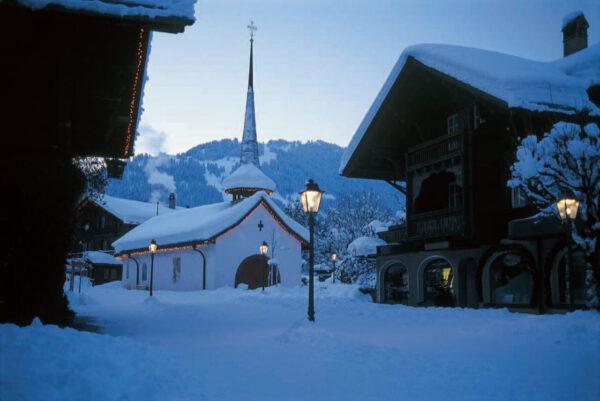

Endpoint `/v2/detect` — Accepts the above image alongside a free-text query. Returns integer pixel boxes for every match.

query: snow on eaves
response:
[562,10,584,30]
[91,194,181,225]
[222,163,277,193]
[112,192,308,253]
[83,251,123,265]
[347,236,386,257]
[16,0,196,20]
[339,43,600,174]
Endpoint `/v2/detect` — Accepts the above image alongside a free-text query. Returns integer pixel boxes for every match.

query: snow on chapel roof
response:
[340,43,600,174]
[16,0,197,20]
[85,194,181,225]
[112,192,308,253]
[222,163,277,194]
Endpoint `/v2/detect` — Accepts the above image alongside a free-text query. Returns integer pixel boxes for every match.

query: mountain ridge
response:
[106,138,405,212]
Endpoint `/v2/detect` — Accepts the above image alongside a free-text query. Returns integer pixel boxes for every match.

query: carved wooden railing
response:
[406,133,462,172]
[407,209,465,241]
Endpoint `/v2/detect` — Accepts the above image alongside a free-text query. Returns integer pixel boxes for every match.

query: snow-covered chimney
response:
[562,11,588,57]
[168,193,176,209]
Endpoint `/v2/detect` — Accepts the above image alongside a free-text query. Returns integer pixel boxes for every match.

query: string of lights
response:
[123,27,146,158]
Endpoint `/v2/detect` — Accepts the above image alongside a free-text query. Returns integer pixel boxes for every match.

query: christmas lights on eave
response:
[123,27,147,158]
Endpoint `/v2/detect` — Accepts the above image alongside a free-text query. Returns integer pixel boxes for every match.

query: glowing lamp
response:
[557,197,579,221]
[300,179,323,215]
[260,241,269,256]
[331,252,337,262]
[149,239,158,253]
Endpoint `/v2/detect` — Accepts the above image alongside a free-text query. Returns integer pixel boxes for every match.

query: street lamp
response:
[330,251,337,284]
[300,179,323,322]
[260,241,269,291]
[148,239,157,297]
[556,195,580,311]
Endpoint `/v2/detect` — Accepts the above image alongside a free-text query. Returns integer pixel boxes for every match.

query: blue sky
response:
[136,0,600,155]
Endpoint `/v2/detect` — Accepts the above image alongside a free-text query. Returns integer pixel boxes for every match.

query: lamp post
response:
[557,195,580,312]
[300,179,323,322]
[148,239,158,297]
[260,241,269,291]
[330,251,337,283]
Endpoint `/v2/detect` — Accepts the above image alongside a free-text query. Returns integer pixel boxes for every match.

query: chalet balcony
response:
[406,133,462,173]
[407,208,465,241]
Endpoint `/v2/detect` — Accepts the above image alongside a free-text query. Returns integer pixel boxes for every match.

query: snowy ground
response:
[2,281,600,401]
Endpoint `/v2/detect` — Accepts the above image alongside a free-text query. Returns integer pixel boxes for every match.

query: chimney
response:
[562,11,589,57]
[168,193,176,209]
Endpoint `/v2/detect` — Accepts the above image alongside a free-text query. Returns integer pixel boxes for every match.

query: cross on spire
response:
[247,20,257,41]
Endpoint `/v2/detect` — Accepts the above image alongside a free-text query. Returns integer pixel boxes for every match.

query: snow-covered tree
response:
[508,120,600,309]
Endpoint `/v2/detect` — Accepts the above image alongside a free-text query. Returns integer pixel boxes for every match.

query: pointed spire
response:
[241,21,260,167]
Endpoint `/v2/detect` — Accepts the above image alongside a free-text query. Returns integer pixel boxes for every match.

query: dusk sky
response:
[136,0,600,155]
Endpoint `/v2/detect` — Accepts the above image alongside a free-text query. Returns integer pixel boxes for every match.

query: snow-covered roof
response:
[340,42,600,174]
[16,0,196,21]
[83,251,123,266]
[222,163,277,194]
[86,195,182,225]
[113,192,308,253]
[562,10,585,30]
[347,236,386,257]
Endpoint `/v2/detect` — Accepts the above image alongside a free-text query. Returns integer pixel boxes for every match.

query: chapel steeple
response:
[222,21,277,201]
[240,21,260,167]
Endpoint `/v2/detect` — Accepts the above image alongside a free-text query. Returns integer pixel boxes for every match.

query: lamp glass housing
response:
[260,241,269,255]
[557,198,579,220]
[149,239,158,253]
[300,179,323,214]
[331,252,337,261]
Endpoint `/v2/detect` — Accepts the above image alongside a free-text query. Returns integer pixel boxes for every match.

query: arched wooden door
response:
[235,255,280,289]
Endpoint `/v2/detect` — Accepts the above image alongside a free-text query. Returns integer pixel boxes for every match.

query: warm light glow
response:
[331,252,337,261]
[260,241,269,255]
[300,179,323,214]
[124,27,146,157]
[557,197,579,220]
[442,267,452,282]
[149,239,158,253]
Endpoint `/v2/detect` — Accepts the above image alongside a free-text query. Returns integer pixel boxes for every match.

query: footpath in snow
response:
[1,281,600,401]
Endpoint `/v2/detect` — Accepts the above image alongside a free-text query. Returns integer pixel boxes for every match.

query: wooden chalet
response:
[1,0,195,325]
[340,16,599,312]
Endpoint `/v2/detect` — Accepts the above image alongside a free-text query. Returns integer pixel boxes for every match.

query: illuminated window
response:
[423,258,455,306]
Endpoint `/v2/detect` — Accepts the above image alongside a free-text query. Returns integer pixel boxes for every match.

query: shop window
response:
[384,264,409,303]
[490,252,534,305]
[422,258,455,306]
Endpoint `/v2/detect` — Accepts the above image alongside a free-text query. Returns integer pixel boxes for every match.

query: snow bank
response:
[0,321,204,401]
[17,0,197,20]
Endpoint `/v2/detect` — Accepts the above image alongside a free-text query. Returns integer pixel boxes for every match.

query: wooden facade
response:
[71,200,138,254]
[342,55,599,312]
[0,2,194,326]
